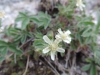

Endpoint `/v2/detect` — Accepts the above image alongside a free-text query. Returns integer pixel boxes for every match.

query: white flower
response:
[43,35,65,60]
[0,28,3,32]
[0,26,4,32]
[76,0,85,11]
[0,11,5,18]
[55,28,71,43]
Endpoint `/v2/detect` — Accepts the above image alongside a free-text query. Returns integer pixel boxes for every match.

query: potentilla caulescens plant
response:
[0,0,100,74]
[76,0,85,11]
[42,29,72,60]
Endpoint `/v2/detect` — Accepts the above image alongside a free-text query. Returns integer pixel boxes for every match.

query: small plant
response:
[0,0,100,75]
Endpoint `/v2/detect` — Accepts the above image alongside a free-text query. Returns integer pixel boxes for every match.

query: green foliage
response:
[90,63,97,75]
[0,40,22,63]
[82,58,97,75]
[30,12,51,29]
[16,12,51,29]
[81,64,91,71]
[5,26,33,44]
[0,1,100,75]
[15,12,30,29]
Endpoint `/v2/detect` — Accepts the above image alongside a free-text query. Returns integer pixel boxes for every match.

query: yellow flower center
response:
[61,34,66,40]
[49,44,58,51]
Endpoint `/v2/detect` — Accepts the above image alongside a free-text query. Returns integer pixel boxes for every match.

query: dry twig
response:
[23,55,30,75]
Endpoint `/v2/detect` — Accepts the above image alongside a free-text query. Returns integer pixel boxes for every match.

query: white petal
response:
[65,30,71,35]
[43,35,52,45]
[64,40,70,43]
[57,48,65,53]
[76,3,79,6]
[82,4,85,7]
[64,38,71,43]
[63,35,71,43]
[58,28,63,34]
[55,34,61,39]
[54,39,61,44]
[50,51,55,60]
[43,47,50,53]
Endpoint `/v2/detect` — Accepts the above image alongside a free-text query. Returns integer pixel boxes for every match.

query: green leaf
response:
[0,47,7,63]
[27,32,34,38]
[34,39,44,48]
[85,58,92,63]
[15,12,28,22]
[8,45,23,55]
[0,40,7,46]
[14,35,22,42]
[30,17,39,23]
[83,21,94,26]
[81,27,92,37]
[0,46,6,51]
[18,12,27,17]
[22,18,30,29]
[21,34,27,44]
[82,31,92,37]
[84,37,92,44]
[18,61,24,68]
[76,32,84,46]
[81,64,91,71]
[15,17,25,22]
[30,12,51,29]
[90,63,97,75]
[96,13,100,30]
[34,32,43,39]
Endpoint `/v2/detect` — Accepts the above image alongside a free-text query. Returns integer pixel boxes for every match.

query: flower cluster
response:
[42,28,71,60]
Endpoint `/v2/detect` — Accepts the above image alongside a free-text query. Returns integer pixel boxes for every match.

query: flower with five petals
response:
[55,28,71,44]
[42,35,65,60]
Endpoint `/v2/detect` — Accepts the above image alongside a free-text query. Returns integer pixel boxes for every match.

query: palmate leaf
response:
[15,12,30,30]
[0,41,23,55]
[30,12,51,29]
[0,40,23,63]
[8,44,23,55]
[15,12,27,22]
